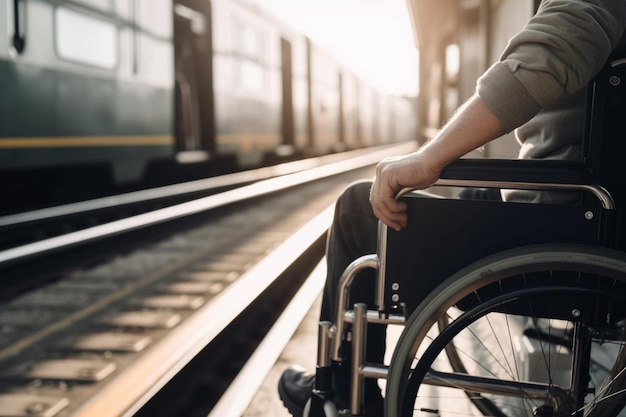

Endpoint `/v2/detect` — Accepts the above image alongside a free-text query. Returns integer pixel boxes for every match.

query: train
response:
[0,0,417,213]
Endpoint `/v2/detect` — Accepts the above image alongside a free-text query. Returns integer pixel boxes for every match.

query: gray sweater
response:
[475,0,626,203]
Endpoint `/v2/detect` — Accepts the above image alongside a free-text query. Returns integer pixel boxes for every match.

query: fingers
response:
[369,183,408,231]
[375,198,408,231]
[370,153,430,231]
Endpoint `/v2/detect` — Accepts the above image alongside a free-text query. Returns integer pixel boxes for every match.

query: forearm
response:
[418,94,505,174]
[369,94,504,231]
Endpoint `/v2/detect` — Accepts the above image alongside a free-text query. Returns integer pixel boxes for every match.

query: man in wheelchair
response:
[279,1,626,416]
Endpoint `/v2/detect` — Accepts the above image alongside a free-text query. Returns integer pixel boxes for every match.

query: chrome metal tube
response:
[342,310,406,326]
[424,369,568,400]
[569,322,587,406]
[332,254,379,362]
[434,179,615,210]
[317,321,332,368]
[375,221,388,311]
[361,364,389,380]
[350,303,367,416]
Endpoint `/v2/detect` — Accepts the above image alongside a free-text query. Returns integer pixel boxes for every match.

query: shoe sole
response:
[278,378,305,417]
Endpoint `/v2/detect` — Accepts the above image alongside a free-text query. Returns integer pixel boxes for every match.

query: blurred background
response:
[260,0,419,96]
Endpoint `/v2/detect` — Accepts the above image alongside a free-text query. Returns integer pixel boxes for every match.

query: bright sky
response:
[257,0,419,96]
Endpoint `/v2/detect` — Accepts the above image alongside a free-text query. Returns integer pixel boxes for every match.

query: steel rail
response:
[0,144,410,228]
[73,204,333,417]
[0,142,417,267]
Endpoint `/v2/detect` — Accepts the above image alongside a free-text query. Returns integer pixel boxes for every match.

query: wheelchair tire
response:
[385,243,626,417]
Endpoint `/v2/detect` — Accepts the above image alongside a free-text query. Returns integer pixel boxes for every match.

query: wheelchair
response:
[305,50,626,417]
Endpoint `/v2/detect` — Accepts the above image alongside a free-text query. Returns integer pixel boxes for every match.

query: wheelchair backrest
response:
[583,48,626,211]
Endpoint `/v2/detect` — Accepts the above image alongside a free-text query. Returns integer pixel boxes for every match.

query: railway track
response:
[0,146,405,252]
[0,142,415,417]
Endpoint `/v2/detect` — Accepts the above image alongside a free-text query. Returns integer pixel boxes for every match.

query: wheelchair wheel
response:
[438,314,509,417]
[385,244,626,417]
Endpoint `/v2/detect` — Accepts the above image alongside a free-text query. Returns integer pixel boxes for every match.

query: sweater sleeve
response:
[476,0,626,133]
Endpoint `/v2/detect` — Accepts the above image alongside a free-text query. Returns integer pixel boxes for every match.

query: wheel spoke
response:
[384,245,626,417]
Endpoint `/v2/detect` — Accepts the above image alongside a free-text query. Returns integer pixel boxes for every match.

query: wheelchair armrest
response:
[439,159,593,185]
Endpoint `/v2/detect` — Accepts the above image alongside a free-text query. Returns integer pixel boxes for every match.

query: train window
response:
[238,23,263,60]
[212,7,234,53]
[71,0,113,12]
[239,60,265,92]
[235,20,267,93]
[311,49,338,88]
[114,0,132,20]
[55,7,117,69]
[136,0,172,39]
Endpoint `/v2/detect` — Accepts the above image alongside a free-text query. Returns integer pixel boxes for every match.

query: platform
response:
[241,292,405,417]
[242,293,321,417]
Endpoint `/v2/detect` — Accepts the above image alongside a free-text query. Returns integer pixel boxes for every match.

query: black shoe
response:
[278,365,315,417]
[278,365,384,417]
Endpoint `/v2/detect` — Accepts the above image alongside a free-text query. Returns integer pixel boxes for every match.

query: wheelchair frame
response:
[307,52,626,417]
[311,180,619,417]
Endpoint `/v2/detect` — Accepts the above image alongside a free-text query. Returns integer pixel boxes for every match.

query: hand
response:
[369,95,505,230]
[369,151,442,231]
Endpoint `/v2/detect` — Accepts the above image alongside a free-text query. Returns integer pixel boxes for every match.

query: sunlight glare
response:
[258,0,419,96]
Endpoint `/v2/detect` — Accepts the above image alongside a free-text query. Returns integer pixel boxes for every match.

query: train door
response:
[173,0,215,163]
[280,37,295,151]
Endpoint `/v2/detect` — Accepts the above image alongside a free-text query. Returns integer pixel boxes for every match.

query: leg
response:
[321,180,386,405]
[279,180,385,416]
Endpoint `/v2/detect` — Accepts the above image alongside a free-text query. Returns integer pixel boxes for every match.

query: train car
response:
[0,0,175,182]
[0,0,417,213]
[207,0,297,168]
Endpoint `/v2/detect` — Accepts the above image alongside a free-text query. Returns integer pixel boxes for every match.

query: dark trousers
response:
[319,181,503,401]
[320,180,385,401]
